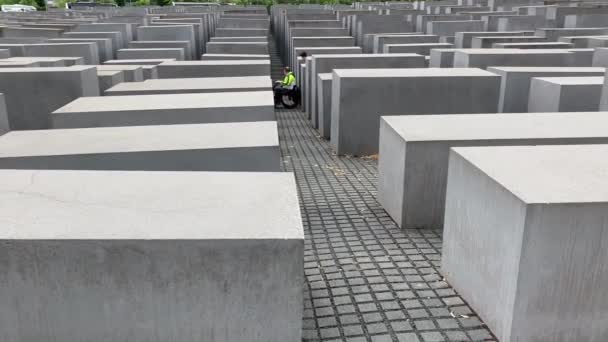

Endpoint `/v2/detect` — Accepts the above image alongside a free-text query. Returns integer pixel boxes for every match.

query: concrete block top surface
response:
[532,76,604,85]
[452,144,608,204]
[160,60,270,66]
[54,91,273,113]
[0,122,278,157]
[0,66,95,73]
[333,67,497,78]
[487,66,605,73]
[106,76,271,92]
[0,169,303,240]
[383,112,608,141]
[315,53,423,59]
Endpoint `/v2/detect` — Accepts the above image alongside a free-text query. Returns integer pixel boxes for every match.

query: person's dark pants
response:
[273,83,287,106]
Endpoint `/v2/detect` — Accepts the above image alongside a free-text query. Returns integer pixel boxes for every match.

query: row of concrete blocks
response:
[378,114,608,341]
[0,60,270,130]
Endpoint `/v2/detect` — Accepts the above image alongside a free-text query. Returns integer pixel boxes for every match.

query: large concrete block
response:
[487,66,605,113]
[383,42,453,55]
[330,68,500,155]
[105,76,271,96]
[117,48,185,61]
[416,14,469,32]
[379,112,608,229]
[602,70,608,110]
[97,70,124,93]
[0,66,99,130]
[497,15,554,31]
[24,43,99,65]
[156,60,270,78]
[565,14,608,29]
[1,26,62,38]
[218,18,270,29]
[471,35,546,48]
[373,34,439,53]
[493,42,573,49]
[0,169,303,342]
[52,91,274,128]
[292,47,362,82]
[536,27,608,42]
[317,73,332,139]
[0,94,8,136]
[453,49,583,69]
[215,28,269,37]
[63,31,123,54]
[528,76,604,112]
[455,30,533,48]
[105,59,174,66]
[0,57,69,67]
[206,42,268,55]
[96,65,144,82]
[0,122,280,172]
[129,40,192,60]
[290,36,355,68]
[137,25,196,60]
[442,144,608,342]
[72,23,133,45]
[201,54,269,60]
[211,36,268,42]
[0,44,25,57]
[48,38,112,62]
[308,53,426,129]
[426,20,484,37]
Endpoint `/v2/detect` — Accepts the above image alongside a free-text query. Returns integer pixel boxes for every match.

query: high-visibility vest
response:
[282,72,296,88]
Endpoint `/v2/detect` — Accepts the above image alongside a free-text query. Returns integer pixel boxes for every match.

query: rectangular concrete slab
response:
[156,60,270,78]
[105,76,271,95]
[453,49,583,69]
[378,112,608,229]
[0,66,100,130]
[0,121,280,172]
[96,65,144,82]
[117,48,185,61]
[528,76,604,112]
[0,169,303,342]
[52,91,274,128]
[442,144,608,342]
[330,68,500,155]
[97,70,124,93]
[487,66,605,113]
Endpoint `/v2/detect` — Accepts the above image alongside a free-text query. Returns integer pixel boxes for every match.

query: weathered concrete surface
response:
[373,34,439,53]
[0,169,303,342]
[383,42,453,55]
[128,40,192,60]
[0,122,280,172]
[47,38,112,62]
[72,23,133,46]
[455,30,533,48]
[137,25,196,60]
[443,144,608,342]
[52,91,274,128]
[105,59,175,66]
[105,76,271,95]
[378,112,608,229]
[97,70,124,93]
[206,42,269,55]
[117,48,185,61]
[201,53,270,60]
[0,94,8,136]
[63,31,124,54]
[487,66,605,113]
[317,73,332,139]
[0,66,99,130]
[157,60,270,78]
[453,49,585,69]
[471,35,547,48]
[330,68,500,155]
[528,76,604,112]
[24,43,99,65]
[96,65,144,82]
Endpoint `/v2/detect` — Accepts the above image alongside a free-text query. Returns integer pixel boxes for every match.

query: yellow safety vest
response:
[282,72,296,87]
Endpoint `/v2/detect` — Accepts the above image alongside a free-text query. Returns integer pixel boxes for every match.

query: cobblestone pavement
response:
[276,109,496,342]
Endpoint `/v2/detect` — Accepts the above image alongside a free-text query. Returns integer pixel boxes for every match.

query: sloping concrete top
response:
[53,91,273,113]
[452,144,608,204]
[0,66,95,73]
[488,66,604,73]
[532,76,604,85]
[159,60,270,66]
[383,112,608,142]
[0,122,278,157]
[0,170,303,240]
[313,53,422,59]
[456,48,573,54]
[333,67,497,78]
[106,76,271,92]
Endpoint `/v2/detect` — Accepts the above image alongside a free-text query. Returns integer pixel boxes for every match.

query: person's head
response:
[284,66,291,75]
[299,51,308,59]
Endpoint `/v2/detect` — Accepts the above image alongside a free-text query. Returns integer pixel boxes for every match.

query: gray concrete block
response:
[72,23,133,45]
[105,59,174,66]
[201,53,269,60]
[453,49,583,69]
[24,43,99,65]
[429,48,459,67]
[142,65,158,80]
[536,28,608,42]
[117,48,185,61]
[373,34,439,54]
[210,36,268,42]
[493,42,573,49]
[497,15,554,31]
[558,35,608,49]
[455,30,533,48]
[317,73,332,139]
[206,42,268,55]
[0,169,303,342]
[96,65,144,82]
[129,40,192,60]
[97,70,124,94]
[215,28,269,37]
[0,94,8,136]
[308,53,426,128]
[1,26,62,38]
[47,38,112,62]
[565,13,608,28]
[528,76,604,112]
[330,68,500,155]
[426,20,484,37]
[0,66,99,130]
[487,66,605,113]
[592,47,608,68]
[0,44,25,57]
[292,47,362,82]
[105,76,271,96]
[156,60,270,78]
[379,112,608,229]
[63,31,123,55]
[0,49,10,59]
[137,25,196,60]
[442,144,608,342]
[0,57,68,67]
[0,121,280,172]
[52,91,274,128]
[471,35,546,48]
[383,42,453,55]
[290,36,355,68]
